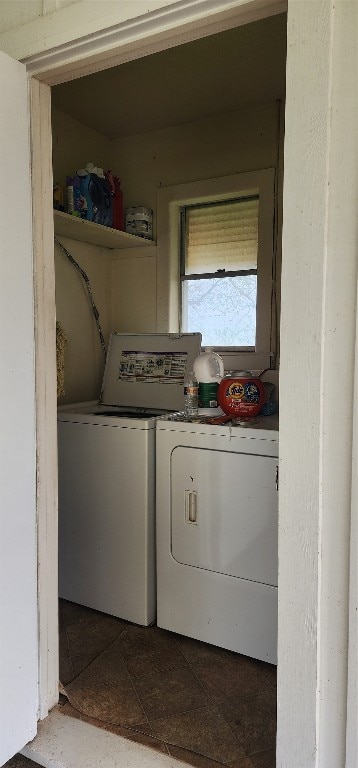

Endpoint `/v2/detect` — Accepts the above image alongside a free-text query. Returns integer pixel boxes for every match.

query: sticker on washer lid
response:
[118,351,187,383]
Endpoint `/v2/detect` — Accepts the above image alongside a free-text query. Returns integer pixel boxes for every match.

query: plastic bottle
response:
[113,176,124,231]
[77,170,93,221]
[77,164,112,226]
[193,347,224,412]
[66,174,85,218]
[105,170,124,230]
[183,372,199,418]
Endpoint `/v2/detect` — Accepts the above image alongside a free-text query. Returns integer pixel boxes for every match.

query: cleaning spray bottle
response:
[75,170,91,221]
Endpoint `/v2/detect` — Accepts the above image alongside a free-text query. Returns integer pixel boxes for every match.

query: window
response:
[180,197,259,347]
[156,169,275,369]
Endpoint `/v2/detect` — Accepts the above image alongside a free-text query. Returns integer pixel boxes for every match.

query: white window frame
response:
[156,169,275,370]
[179,194,259,349]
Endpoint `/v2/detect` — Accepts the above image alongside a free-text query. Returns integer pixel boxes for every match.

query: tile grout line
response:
[64,619,185,747]
[129,637,222,724]
[61,612,275,767]
[63,624,75,684]
[96,630,231,762]
[115,629,161,735]
[63,617,128,686]
[60,611,173,755]
[174,644,269,763]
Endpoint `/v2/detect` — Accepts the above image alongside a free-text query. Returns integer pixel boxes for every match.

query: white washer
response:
[156,416,279,662]
[58,332,201,626]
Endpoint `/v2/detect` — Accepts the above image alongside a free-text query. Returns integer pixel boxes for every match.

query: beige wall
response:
[52,107,114,403]
[114,102,280,235]
[52,106,113,195]
[0,1,43,34]
[0,2,283,404]
[110,102,282,337]
[52,102,282,402]
[55,236,111,403]
[0,0,179,60]
[110,247,157,335]
[0,1,79,36]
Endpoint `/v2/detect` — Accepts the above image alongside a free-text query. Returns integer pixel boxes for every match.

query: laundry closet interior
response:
[53,13,286,768]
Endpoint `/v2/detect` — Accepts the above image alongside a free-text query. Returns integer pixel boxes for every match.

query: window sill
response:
[219,350,272,372]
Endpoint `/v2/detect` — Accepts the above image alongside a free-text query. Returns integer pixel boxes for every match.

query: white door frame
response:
[0,48,39,764]
[278,3,357,766]
[346,281,358,767]
[25,0,358,765]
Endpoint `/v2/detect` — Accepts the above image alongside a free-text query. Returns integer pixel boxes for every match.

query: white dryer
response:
[156,416,279,662]
[58,332,200,626]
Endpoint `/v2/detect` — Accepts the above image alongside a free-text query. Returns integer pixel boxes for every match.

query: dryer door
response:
[171,446,278,587]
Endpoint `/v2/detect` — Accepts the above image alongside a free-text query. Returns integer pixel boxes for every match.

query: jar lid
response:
[225,370,253,378]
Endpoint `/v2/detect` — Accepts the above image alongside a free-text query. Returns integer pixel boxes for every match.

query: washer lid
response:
[101,333,202,411]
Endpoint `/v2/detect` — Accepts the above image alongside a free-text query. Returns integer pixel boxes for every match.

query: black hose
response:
[55,236,107,358]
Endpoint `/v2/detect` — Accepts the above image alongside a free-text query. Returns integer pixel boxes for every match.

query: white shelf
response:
[54,210,155,250]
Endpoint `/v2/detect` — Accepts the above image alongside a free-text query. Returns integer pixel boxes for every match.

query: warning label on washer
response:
[118,351,187,383]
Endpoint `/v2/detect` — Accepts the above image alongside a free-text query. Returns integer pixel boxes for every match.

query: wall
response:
[114,102,280,229]
[52,102,282,401]
[277,2,358,764]
[0,0,179,60]
[0,47,39,760]
[0,1,78,36]
[110,246,157,335]
[52,106,114,403]
[52,107,114,403]
[51,101,282,402]
[0,1,44,33]
[110,101,282,337]
[2,2,355,763]
[52,106,113,192]
[55,236,111,403]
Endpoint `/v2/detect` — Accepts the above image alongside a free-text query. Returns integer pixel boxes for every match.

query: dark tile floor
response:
[3,757,38,767]
[59,600,277,768]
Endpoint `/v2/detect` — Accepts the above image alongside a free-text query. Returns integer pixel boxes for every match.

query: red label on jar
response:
[218,377,264,417]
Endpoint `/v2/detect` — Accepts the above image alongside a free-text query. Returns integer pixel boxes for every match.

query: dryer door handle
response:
[185,490,197,524]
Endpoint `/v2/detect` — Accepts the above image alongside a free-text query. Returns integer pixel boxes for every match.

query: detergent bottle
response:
[193,347,224,413]
[217,371,265,418]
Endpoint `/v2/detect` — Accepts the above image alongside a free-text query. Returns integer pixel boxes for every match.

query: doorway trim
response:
[23,0,287,84]
[25,0,357,765]
[30,76,59,721]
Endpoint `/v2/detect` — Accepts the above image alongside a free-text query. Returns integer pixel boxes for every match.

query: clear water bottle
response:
[184,371,199,418]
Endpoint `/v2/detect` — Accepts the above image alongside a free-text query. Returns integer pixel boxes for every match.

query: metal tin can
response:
[217,371,265,418]
[125,207,153,239]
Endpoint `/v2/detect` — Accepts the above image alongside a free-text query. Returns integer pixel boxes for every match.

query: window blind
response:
[184,197,259,275]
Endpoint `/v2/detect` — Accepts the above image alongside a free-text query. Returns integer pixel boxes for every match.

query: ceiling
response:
[52,13,287,141]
